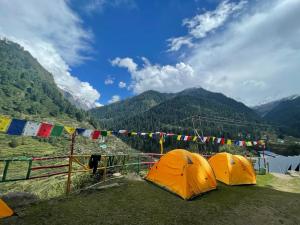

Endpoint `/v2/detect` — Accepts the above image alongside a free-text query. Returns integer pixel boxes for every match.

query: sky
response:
[0,0,299,108]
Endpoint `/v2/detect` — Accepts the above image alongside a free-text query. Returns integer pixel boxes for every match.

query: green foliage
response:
[91,88,264,152]
[8,138,19,148]
[0,39,88,121]
[263,97,300,137]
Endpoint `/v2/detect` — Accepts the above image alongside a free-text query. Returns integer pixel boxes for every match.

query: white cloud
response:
[168,0,247,51]
[186,0,300,105]
[104,77,115,85]
[84,0,136,14]
[167,36,194,52]
[114,0,300,106]
[112,57,195,94]
[111,57,138,73]
[108,95,121,104]
[118,81,127,88]
[0,0,101,109]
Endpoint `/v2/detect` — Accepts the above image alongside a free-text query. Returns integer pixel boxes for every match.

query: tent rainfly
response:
[145,149,217,200]
[208,152,256,185]
[0,199,14,219]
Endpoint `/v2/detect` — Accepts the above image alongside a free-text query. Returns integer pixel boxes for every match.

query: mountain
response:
[0,39,87,122]
[253,95,299,117]
[90,88,262,138]
[90,90,174,122]
[255,96,300,137]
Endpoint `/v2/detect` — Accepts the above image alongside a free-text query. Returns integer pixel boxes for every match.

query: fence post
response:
[66,132,76,194]
[26,159,33,179]
[2,160,10,182]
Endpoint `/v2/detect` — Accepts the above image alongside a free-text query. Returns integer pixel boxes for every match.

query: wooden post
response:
[66,132,76,194]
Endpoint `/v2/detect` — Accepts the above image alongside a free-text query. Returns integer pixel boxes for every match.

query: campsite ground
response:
[3,174,300,225]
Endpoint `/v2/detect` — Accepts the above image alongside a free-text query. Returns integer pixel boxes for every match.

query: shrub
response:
[9,139,19,148]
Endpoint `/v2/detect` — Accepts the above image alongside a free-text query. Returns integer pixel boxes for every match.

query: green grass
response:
[2,175,300,225]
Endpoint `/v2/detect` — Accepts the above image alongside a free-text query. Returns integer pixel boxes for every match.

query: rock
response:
[1,192,39,208]
[113,172,122,177]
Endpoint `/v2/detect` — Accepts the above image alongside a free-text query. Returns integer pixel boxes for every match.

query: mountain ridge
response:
[90,87,261,138]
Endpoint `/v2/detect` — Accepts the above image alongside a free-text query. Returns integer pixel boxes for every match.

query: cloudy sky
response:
[0,0,299,107]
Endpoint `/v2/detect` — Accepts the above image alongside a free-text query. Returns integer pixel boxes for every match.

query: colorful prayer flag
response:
[76,128,86,135]
[37,123,53,138]
[246,141,252,147]
[64,126,76,135]
[192,136,198,141]
[227,139,232,145]
[82,129,93,138]
[51,125,64,137]
[220,138,225,145]
[101,130,108,136]
[177,135,182,141]
[92,130,101,139]
[6,119,27,135]
[0,115,12,132]
[22,121,41,136]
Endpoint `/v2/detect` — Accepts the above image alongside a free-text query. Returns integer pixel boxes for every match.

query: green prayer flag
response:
[50,125,64,137]
[101,130,107,137]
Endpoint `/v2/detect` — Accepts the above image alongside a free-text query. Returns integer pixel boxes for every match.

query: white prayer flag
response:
[22,121,41,136]
[82,129,93,138]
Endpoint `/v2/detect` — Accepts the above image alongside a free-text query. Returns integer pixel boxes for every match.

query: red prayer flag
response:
[92,130,101,139]
[220,138,225,145]
[37,123,53,138]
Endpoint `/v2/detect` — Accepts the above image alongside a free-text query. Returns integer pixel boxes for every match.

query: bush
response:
[9,139,19,148]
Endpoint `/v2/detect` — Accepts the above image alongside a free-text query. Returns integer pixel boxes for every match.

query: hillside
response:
[0,39,87,122]
[90,90,174,122]
[91,88,261,136]
[261,96,300,137]
[253,95,299,117]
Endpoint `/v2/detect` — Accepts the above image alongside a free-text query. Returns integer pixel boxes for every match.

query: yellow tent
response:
[0,199,14,219]
[145,149,217,200]
[208,152,256,185]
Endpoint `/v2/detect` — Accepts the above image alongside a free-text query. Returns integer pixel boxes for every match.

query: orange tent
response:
[145,149,217,199]
[208,152,256,185]
[0,199,14,219]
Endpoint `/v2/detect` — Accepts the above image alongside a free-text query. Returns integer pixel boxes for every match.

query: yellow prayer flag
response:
[193,136,198,141]
[227,139,232,145]
[107,131,112,136]
[177,135,182,141]
[212,137,216,141]
[131,132,137,136]
[0,115,12,132]
[149,133,153,138]
[64,126,76,135]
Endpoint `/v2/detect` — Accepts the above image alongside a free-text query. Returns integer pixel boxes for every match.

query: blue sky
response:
[70,0,215,104]
[0,0,299,108]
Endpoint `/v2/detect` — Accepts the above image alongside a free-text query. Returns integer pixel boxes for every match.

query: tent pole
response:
[66,132,76,194]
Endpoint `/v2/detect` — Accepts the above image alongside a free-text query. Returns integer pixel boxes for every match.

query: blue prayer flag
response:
[6,119,27,135]
[76,128,86,135]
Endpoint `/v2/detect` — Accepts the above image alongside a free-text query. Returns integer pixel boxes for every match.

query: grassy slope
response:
[0,133,137,199]
[3,174,300,225]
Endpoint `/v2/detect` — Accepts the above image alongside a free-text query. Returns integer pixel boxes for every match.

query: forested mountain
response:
[91,88,262,139]
[90,90,174,122]
[0,39,88,122]
[256,96,300,137]
[253,95,299,117]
